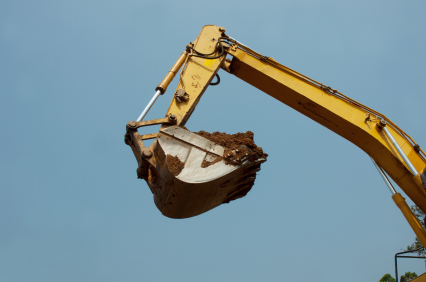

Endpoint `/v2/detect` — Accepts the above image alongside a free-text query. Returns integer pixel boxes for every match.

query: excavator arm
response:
[225,43,426,210]
[125,25,426,250]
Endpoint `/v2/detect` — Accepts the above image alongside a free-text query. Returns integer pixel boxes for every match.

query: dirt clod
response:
[166,155,185,176]
[166,129,267,174]
[195,130,268,165]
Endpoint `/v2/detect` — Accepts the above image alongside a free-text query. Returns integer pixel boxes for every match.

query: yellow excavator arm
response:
[125,25,426,251]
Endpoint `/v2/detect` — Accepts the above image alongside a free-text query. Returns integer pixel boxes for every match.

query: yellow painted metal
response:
[392,193,426,251]
[146,25,426,239]
[413,273,426,282]
[157,25,426,213]
[156,50,189,94]
[162,25,227,127]
[225,46,426,214]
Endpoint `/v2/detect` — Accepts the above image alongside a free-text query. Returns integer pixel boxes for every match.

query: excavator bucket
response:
[127,126,266,219]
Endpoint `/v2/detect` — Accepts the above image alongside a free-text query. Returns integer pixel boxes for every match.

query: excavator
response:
[124,25,426,279]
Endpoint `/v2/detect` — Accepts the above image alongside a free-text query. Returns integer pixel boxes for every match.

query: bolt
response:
[128,121,136,127]
[414,144,420,153]
[142,149,152,158]
[376,119,387,130]
[219,27,226,32]
[168,114,177,123]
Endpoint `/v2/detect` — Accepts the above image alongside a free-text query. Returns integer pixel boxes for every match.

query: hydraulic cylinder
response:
[392,193,426,249]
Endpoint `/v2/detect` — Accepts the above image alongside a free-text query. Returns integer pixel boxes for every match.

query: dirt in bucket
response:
[166,155,185,176]
[166,129,267,173]
[195,130,268,166]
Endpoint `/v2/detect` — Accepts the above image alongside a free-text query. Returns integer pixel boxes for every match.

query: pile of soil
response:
[166,155,185,176]
[166,129,267,174]
[195,130,268,166]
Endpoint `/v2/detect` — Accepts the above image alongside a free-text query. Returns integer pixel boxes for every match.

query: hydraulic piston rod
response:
[392,193,426,249]
[371,157,426,250]
[371,158,396,195]
[136,90,161,122]
[379,122,419,175]
[135,50,188,122]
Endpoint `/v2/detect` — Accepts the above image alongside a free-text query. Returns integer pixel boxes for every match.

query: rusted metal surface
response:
[140,133,158,140]
[126,115,176,130]
[146,126,265,218]
[174,88,189,103]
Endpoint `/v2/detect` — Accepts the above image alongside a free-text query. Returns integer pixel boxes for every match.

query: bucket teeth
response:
[250,165,261,173]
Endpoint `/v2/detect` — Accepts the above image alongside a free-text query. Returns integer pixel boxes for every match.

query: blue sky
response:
[1,1,426,281]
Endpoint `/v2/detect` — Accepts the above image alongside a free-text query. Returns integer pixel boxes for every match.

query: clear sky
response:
[1,1,426,281]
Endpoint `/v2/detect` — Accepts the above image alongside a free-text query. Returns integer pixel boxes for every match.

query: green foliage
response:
[400,271,418,282]
[379,273,395,282]
[405,205,426,256]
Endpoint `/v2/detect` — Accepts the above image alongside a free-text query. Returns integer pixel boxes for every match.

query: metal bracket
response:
[174,89,189,103]
[364,113,371,123]
[125,114,177,179]
[126,115,177,130]
[414,144,421,153]
[320,85,337,94]
[140,133,158,140]
[128,129,146,153]
[126,129,154,179]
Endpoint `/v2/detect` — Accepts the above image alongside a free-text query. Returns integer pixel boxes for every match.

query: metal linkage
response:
[136,90,161,122]
[378,120,419,176]
[371,158,397,195]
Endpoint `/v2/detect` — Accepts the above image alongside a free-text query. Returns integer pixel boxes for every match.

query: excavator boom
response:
[224,39,426,211]
[125,25,426,253]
